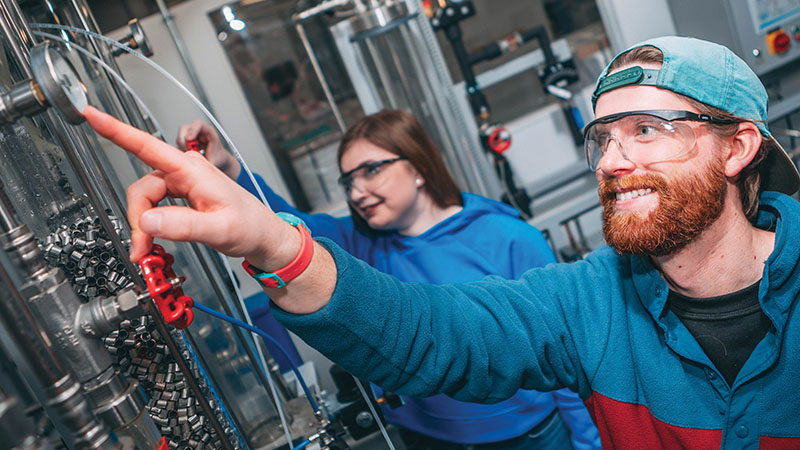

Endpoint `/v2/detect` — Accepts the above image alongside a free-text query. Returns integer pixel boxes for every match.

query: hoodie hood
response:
[404,193,522,243]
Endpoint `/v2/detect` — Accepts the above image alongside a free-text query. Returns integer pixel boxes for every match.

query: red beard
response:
[599,157,727,256]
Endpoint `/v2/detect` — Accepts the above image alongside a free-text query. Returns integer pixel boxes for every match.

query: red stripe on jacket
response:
[760,437,800,449]
[585,392,721,449]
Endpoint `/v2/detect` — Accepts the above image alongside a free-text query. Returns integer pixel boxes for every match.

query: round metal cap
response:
[30,41,88,124]
[347,2,415,40]
[128,19,154,57]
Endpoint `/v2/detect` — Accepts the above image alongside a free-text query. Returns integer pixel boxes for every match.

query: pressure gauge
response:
[112,18,154,58]
[30,41,88,124]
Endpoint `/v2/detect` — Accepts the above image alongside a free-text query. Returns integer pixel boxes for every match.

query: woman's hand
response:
[176,120,240,180]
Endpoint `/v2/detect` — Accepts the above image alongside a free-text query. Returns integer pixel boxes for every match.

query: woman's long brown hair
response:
[337,109,463,233]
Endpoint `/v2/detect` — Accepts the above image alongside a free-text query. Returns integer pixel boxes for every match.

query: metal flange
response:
[30,41,88,124]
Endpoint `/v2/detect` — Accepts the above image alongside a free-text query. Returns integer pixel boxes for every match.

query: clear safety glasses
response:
[337,157,408,194]
[583,110,736,171]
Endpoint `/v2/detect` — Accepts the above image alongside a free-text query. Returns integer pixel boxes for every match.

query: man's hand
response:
[176,120,241,180]
[85,106,281,262]
[83,106,336,314]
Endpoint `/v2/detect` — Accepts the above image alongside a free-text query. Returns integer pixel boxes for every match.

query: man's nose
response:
[597,137,636,177]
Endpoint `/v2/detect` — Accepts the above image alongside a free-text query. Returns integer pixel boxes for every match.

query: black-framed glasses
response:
[583,110,737,171]
[337,157,408,193]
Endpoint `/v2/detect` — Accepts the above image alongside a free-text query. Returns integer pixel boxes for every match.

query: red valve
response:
[139,244,194,329]
[185,139,201,152]
[488,127,512,154]
[157,437,168,450]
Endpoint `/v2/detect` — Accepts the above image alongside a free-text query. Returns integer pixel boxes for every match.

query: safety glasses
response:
[583,110,736,171]
[337,157,408,194]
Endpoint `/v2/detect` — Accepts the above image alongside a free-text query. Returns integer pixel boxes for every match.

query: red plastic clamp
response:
[139,244,194,329]
[157,437,168,450]
[185,139,201,152]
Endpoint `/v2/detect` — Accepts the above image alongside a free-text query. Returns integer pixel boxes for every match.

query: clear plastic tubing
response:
[29,23,271,209]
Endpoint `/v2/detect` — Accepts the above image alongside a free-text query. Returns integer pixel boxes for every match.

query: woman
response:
[177,110,599,450]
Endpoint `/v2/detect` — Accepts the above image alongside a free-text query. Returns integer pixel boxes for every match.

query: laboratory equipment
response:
[0,0,329,448]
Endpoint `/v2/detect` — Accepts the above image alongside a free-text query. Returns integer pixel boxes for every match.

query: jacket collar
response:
[631,192,800,332]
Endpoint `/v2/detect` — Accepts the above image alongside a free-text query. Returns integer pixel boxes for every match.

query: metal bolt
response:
[355,411,374,428]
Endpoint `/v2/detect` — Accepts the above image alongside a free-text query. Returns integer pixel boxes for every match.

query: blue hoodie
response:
[238,171,599,447]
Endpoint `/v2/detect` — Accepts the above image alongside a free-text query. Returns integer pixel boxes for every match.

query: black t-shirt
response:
[668,281,772,386]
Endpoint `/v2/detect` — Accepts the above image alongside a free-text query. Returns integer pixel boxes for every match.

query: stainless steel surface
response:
[0,233,118,450]
[347,1,411,36]
[0,0,34,78]
[294,0,351,21]
[1,220,160,448]
[0,80,47,123]
[27,0,158,136]
[113,18,153,58]
[0,383,55,450]
[0,181,20,233]
[30,42,88,124]
[1,0,318,448]
[77,288,142,337]
[331,0,502,199]
[85,368,160,449]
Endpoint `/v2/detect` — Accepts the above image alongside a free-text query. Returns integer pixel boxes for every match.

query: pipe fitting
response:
[77,288,144,338]
[23,268,115,383]
[85,368,160,448]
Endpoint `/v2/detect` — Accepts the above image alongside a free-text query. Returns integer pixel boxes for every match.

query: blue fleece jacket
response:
[271,192,800,449]
[238,171,600,447]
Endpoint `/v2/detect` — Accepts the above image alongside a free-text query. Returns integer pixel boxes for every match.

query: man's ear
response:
[724,122,762,178]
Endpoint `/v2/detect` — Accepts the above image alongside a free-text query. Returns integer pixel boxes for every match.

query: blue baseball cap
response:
[592,36,799,195]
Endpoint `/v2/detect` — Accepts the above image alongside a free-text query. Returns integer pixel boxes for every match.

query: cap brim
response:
[761,135,800,195]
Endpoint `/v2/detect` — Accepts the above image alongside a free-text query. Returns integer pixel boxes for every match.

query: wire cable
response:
[291,438,311,450]
[33,23,398,450]
[32,26,299,446]
[218,255,295,447]
[354,378,396,450]
[29,23,271,211]
[193,302,319,413]
[32,31,168,140]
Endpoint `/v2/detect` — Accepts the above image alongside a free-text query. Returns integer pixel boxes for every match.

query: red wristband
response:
[242,213,313,288]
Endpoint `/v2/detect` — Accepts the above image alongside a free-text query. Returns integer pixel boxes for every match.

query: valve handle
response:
[139,244,194,329]
[488,126,512,154]
[185,139,201,152]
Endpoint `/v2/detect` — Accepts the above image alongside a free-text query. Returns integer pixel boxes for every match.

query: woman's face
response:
[339,139,422,231]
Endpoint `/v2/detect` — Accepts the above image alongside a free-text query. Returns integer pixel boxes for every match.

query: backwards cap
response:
[592,36,799,195]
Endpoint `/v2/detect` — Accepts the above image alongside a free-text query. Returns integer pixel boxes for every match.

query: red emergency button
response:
[767,29,791,54]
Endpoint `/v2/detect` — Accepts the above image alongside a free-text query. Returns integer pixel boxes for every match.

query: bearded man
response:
[87,36,800,448]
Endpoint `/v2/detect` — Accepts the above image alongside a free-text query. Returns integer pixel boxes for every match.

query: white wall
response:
[595,0,677,53]
[113,0,288,200]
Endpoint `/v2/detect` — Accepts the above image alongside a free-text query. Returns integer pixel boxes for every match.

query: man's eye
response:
[634,123,663,140]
